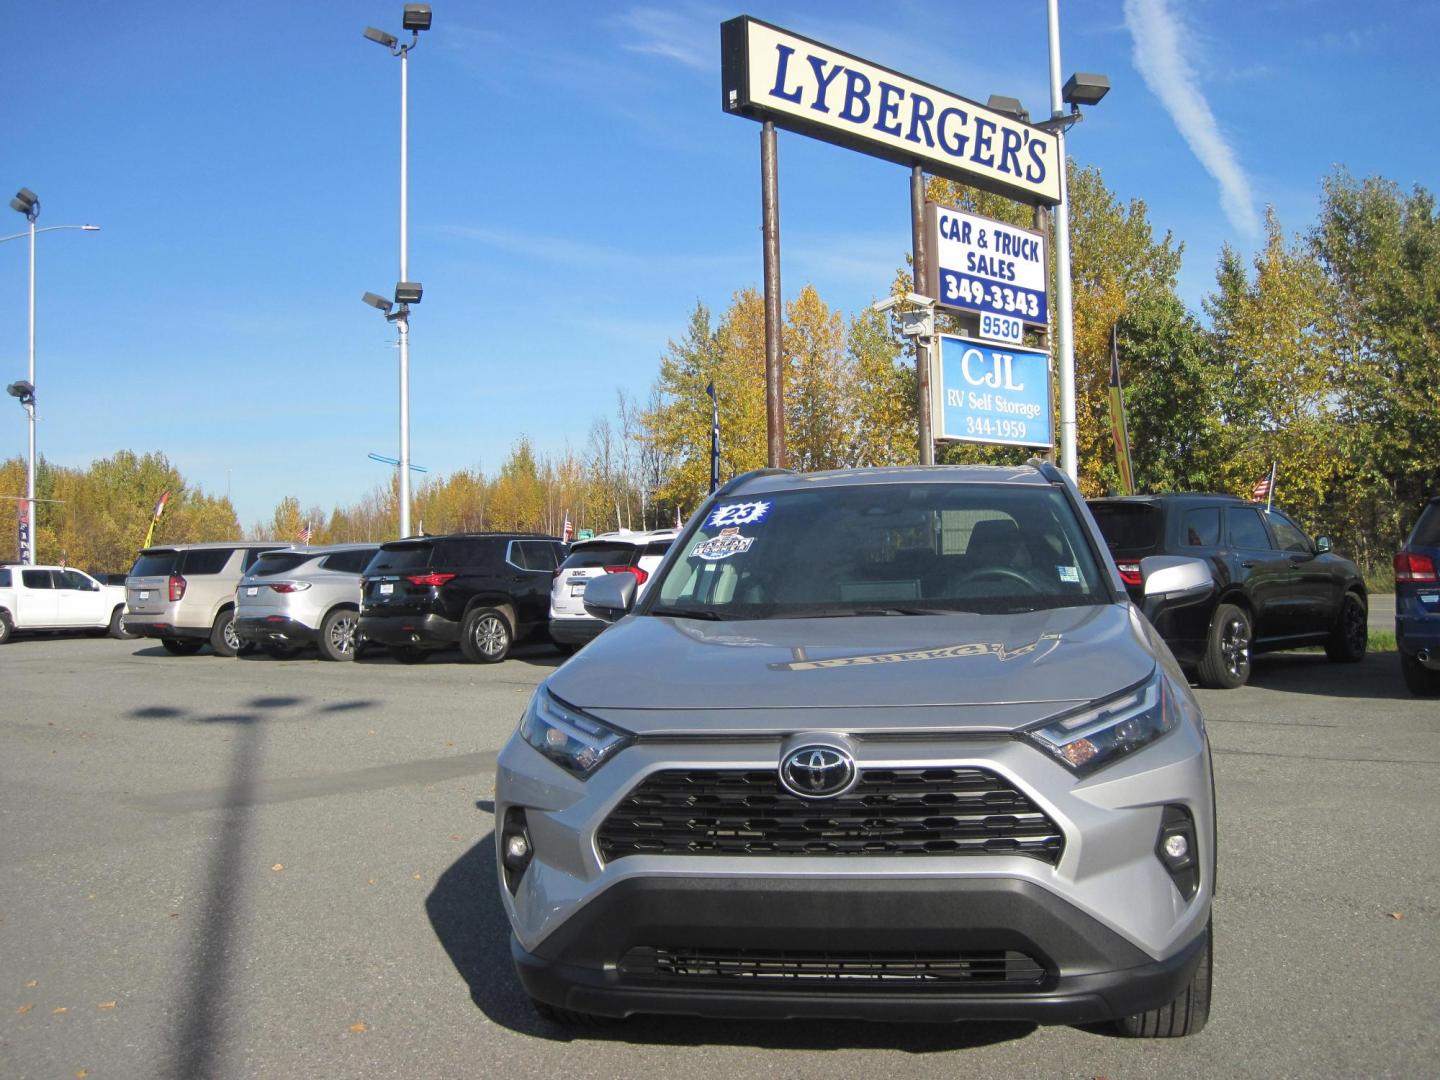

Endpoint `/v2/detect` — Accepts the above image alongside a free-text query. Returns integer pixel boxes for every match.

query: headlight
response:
[1025,672,1177,776]
[519,689,634,779]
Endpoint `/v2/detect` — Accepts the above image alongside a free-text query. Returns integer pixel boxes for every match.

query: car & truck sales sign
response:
[934,336,1053,449]
[925,204,1048,339]
[721,16,1061,206]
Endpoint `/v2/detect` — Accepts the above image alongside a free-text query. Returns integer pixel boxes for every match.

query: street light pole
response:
[365,5,430,540]
[1046,0,1078,482]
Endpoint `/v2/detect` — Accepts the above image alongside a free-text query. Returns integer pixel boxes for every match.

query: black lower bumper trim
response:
[234,616,317,645]
[127,621,208,640]
[511,876,1206,1024]
[358,612,459,646]
[549,617,604,645]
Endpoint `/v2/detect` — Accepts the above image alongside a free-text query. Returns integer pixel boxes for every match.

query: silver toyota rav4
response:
[495,464,1216,1036]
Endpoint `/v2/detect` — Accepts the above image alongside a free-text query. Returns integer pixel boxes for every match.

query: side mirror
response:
[583,572,636,624]
[1315,536,1331,554]
[1139,555,1215,623]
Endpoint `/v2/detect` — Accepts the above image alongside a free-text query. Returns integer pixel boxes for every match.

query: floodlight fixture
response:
[1062,73,1111,107]
[7,380,35,402]
[986,95,1029,123]
[361,291,394,314]
[10,187,39,220]
[393,281,423,304]
[363,26,398,48]
[402,4,432,32]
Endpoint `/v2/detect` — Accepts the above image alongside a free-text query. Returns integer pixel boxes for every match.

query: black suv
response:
[1087,494,1367,688]
[358,533,566,664]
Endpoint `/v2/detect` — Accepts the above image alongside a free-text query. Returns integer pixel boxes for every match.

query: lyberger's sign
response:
[721,16,1061,206]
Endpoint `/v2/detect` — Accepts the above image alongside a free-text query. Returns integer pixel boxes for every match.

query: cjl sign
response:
[934,336,1052,449]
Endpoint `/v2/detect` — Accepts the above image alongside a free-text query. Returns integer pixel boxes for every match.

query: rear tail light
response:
[168,574,187,601]
[1116,561,1142,587]
[406,572,457,587]
[604,564,649,586]
[1395,551,1438,583]
[268,582,312,593]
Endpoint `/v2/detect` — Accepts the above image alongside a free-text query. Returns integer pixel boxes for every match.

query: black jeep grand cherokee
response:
[359,533,566,663]
[1087,494,1367,688]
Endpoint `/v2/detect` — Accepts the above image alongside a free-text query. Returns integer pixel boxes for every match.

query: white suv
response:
[548,529,677,652]
[0,564,131,643]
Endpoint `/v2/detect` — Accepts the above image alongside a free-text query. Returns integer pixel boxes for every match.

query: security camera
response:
[870,292,934,314]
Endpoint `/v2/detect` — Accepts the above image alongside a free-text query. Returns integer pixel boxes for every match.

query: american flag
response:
[298,521,312,544]
[562,511,573,543]
[1251,462,1276,506]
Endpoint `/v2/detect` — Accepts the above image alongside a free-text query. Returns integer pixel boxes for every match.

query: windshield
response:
[650,483,1109,620]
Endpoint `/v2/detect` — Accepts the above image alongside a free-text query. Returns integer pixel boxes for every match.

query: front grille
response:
[619,946,1047,989]
[597,767,1063,862]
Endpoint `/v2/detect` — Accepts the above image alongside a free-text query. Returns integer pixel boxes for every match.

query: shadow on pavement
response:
[1246,650,1411,700]
[425,832,1035,1052]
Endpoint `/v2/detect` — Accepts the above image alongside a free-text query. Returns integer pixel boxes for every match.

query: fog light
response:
[1155,805,1200,901]
[500,806,533,894]
[1163,834,1189,860]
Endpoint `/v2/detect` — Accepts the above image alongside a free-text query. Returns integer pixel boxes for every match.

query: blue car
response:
[1396,495,1440,696]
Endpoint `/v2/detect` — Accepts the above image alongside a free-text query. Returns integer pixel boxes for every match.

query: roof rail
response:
[715,468,796,498]
[1026,458,1067,485]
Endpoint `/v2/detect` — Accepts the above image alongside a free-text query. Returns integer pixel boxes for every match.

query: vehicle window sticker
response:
[705,501,771,529]
[691,529,755,561]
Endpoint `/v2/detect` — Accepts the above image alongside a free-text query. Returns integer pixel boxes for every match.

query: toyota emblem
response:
[779,744,856,799]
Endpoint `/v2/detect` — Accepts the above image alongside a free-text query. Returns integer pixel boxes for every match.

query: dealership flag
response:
[143,490,171,548]
[705,381,720,495]
[1107,328,1136,496]
[562,511,573,543]
[1252,462,1276,509]
[16,500,31,564]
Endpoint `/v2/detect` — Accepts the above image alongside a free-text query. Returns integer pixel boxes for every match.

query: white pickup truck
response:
[0,564,133,644]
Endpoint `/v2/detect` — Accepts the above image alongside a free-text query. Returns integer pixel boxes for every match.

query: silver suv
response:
[125,543,288,656]
[496,464,1217,1035]
[234,544,379,661]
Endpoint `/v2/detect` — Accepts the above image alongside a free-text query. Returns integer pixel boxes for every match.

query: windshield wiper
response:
[787,606,973,619]
[650,605,726,621]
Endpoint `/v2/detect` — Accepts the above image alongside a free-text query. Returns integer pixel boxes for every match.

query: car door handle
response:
[1241,561,1256,568]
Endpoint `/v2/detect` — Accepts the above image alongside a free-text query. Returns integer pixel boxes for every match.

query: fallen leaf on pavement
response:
[76,1071,88,1079]
[53,1006,68,1014]
[16,1003,33,1014]
[271,864,285,872]
[413,873,422,880]
[449,834,461,841]
[349,1022,366,1033]
[24,980,37,988]
[1387,911,1404,920]
[367,879,376,885]
[97,1001,116,1010]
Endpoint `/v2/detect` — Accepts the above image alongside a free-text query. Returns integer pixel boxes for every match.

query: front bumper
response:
[511,876,1208,1023]
[496,712,1215,1024]
[234,615,318,646]
[358,611,459,647]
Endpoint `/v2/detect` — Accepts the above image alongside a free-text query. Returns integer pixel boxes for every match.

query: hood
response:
[547,603,1155,736]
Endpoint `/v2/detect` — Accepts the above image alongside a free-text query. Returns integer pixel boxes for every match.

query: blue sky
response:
[5,0,1437,528]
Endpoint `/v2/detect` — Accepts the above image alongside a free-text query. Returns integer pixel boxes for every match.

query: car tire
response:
[387,645,428,664]
[0,612,12,645]
[1115,919,1212,1038]
[530,998,621,1028]
[1401,651,1440,697]
[1198,603,1251,689]
[318,608,359,662]
[209,609,240,657]
[461,607,512,664]
[108,606,137,640]
[1324,592,1368,662]
[161,637,203,656]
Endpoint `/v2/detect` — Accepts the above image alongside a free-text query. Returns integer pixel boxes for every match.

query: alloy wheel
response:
[329,614,357,655]
[223,617,240,652]
[474,615,507,657]
[1344,599,1367,653]
[1221,616,1250,681]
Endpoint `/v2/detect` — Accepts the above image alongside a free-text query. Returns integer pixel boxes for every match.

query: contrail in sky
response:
[1123,0,1260,237]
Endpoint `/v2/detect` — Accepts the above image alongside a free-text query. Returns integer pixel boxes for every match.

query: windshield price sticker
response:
[926,204,1048,325]
[706,500,771,528]
[934,335,1052,450]
[692,528,755,561]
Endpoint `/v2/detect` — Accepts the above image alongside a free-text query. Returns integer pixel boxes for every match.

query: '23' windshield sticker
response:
[706,500,771,528]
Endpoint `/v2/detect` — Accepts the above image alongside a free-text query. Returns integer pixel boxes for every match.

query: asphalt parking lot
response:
[2,634,1436,1079]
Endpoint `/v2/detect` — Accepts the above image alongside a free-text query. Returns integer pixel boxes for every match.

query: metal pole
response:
[397,43,411,539]
[761,121,785,469]
[25,214,36,564]
[910,166,934,466]
[1047,0,1078,481]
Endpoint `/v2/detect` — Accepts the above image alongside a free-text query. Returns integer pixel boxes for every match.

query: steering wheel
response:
[953,566,1043,593]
